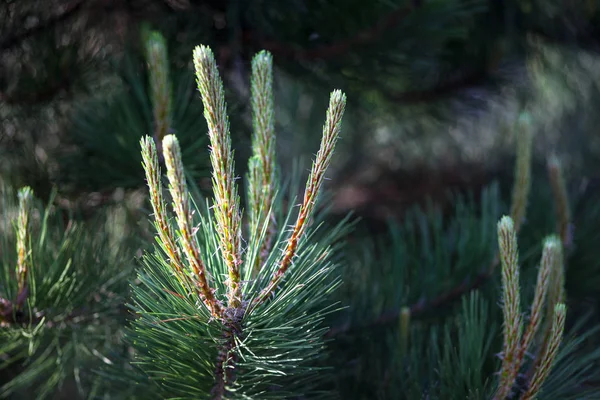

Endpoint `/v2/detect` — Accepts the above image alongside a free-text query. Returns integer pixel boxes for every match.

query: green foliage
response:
[328,184,503,398]
[0,185,136,399]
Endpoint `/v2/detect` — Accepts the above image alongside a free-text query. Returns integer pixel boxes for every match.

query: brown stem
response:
[211,308,244,399]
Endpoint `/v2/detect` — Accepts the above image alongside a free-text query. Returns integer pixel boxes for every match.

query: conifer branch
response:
[163,135,224,317]
[547,156,572,248]
[530,239,565,385]
[248,50,277,277]
[253,89,346,307]
[15,186,33,302]
[510,115,533,232]
[145,31,173,156]
[140,136,191,291]
[513,237,558,381]
[193,45,243,309]
[521,303,567,400]
[494,216,522,400]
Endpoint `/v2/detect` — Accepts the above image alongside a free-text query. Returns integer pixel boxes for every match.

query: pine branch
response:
[247,50,277,278]
[521,304,567,400]
[140,136,191,292]
[514,237,557,373]
[0,185,134,398]
[193,45,243,309]
[494,217,522,400]
[163,134,224,317]
[15,187,33,301]
[131,44,348,399]
[253,89,346,307]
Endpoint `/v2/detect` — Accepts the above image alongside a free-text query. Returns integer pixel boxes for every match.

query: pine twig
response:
[140,136,191,292]
[515,238,557,363]
[193,45,243,309]
[253,90,346,307]
[247,50,277,277]
[162,135,224,317]
[494,216,522,400]
[521,304,567,400]
[15,187,33,302]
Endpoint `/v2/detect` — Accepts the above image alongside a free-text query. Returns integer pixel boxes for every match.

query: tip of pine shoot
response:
[252,50,273,65]
[162,134,178,152]
[498,215,515,233]
[193,45,215,70]
[330,89,346,105]
[554,303,566,315]
[18,186,33,202]
[543,236,561,251]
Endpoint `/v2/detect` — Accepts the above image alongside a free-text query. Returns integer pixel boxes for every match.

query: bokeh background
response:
[2,0,600,230]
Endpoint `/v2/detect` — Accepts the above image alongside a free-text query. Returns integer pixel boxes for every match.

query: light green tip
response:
[498,215,515,232]
[543,235,562,251]
[162,134,178,151]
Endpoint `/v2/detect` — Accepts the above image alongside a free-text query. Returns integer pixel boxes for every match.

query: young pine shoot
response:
[494,217,567,400]
[133,45,347,399]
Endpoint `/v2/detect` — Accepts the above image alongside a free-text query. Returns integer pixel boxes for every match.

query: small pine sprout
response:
[495,216,522,400]
[253,89,346,307]
[163,134,224,317]
[16,186,33,299]
[521,303,567,400]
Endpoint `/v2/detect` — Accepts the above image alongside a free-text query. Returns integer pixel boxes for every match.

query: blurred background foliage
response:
[2,0,600,222]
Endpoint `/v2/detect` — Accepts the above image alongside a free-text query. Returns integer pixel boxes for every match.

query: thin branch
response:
[194,45,243,309]
[247,50,277,277]
[253,90,346,307]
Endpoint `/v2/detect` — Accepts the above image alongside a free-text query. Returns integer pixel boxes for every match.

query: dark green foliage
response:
[0,185,136,399]
[60,37,210,191]
[326,178,600,399]
[328,184,502,398]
